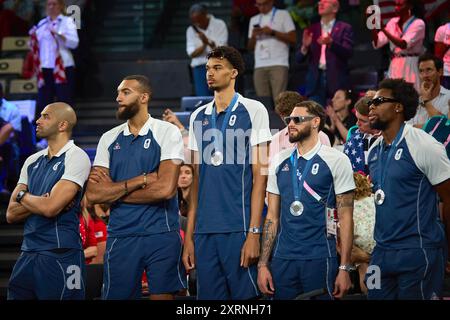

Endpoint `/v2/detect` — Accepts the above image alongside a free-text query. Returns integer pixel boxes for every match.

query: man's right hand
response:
[257,265,275,295]
[197,31,209,45]
[182,238,196,271]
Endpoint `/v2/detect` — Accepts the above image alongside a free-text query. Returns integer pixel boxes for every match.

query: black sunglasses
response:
[283,116,316,126]
[368,96,399,107]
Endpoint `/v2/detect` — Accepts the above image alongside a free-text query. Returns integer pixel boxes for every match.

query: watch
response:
[419,97,430,107]
[338,264,355,272]
[248,227,262,234]
[16,190,28,204]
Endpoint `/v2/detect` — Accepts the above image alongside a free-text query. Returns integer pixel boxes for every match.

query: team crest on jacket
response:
[113,142,121,150]
[202,118,209,126]
[281,163,290,172]
[394,148,403,160]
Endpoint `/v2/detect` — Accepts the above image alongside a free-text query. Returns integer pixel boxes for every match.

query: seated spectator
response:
[87,203,108,265]
[79,195,98,264]
[407,53,450,128]
[351,172,375,295]
[0,83,22,194]
[344,92,381,175]
[434,21,449,90]
[178,164,194,239]
[325,89,357,144]
[269,91,331,162]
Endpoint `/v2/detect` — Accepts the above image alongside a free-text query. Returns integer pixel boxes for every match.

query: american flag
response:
[374,0,449,24]
[343,128,367,174]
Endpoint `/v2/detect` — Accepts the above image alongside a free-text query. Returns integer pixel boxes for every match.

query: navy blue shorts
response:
[366,247,445,300]
[8,249,85,300]
[271,256,337,300]
[194,232,259,300]
[102,231,186,300]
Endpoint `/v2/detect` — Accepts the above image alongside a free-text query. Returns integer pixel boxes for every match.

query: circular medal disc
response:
[211,151,223,166]
[374,189,385,205]
[290,201,304,216]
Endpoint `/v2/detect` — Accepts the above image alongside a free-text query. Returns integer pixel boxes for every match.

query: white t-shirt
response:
[248,8,295,69]
[186,15,228,68]
[434,23,450,77]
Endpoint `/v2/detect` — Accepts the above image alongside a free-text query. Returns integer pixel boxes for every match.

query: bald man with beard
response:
[6,102,91,300]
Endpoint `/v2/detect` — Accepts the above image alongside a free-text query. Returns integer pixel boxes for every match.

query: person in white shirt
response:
[247,0,296,103]
[371,0,425,90]
[407,53,450,128]
[434,21,450,90]
[31,0,79,119]
[186,3,228,96]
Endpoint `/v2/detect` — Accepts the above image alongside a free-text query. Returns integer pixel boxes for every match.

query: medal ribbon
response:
[290,144,322,203]
[377,124,405,190]
[210,93,239,156]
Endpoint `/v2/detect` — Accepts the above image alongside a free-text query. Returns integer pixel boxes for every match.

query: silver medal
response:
[290,201,304,216]
[211,151,223,166]
[374,189,385,205]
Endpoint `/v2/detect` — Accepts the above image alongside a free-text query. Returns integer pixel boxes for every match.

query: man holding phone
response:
[186,3,228,96]
[247,0,296,103]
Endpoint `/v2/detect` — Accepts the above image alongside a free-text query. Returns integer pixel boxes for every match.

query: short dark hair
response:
[275,91,305,117]
[377,78,418,121]
[418,52,443,71]
[123,75,152,94]
[336,88,354,104]
[189,3,207,16]
[207,46,245,77]
[295,100,326,131]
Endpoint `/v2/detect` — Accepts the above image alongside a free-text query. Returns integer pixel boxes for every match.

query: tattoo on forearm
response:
[336,192,354,209]
[259,219,277,267]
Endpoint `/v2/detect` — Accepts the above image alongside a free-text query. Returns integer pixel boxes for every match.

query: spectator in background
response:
[30,0,79,119]
[81,197,108,265]
[326,89,357,145]
[269,91,331,162]
[371,0,425,91]
[79,195,97,264]
[344,92,381,175]
[248,0,296,103]
[178,164,194,238]
[186,3,228,96]
[0,0,30,48]
[408,53,450,128]
[0,83,22,194]
[351,172,375,295]
[435,21,450,89]
[296,0,353,107]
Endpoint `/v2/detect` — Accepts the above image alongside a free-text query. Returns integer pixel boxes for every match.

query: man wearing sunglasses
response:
[366,78,450,300]
[258,100,355,299]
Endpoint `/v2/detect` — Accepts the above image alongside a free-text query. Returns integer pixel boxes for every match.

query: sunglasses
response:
[368,96,399,107]
[283,116,316,126]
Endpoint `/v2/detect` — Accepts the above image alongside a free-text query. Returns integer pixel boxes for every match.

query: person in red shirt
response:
[79,196,97,264]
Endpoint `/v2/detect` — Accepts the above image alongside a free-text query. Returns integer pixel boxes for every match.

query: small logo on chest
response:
[311,163,319,175]
[143,138,151,149]
[394,148,403,160]
[113,142,121,150]
[53,161,62,171]
[202,118,209,126]
[281,163,290,172]
[229,115,237,126]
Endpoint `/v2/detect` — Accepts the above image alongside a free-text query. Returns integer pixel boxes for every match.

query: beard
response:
[370,118,388,131]
[116,100,140,120]
[288,124,312,143]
